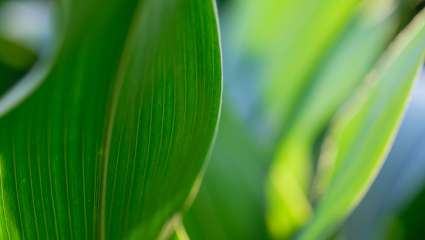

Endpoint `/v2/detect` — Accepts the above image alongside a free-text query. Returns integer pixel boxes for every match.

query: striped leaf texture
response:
[0,0,222,239]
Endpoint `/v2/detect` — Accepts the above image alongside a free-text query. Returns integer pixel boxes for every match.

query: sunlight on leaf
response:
[300,7,425,240]
[266,1,398,238]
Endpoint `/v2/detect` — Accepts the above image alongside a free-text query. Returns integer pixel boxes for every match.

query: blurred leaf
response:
[257,0,362,135]
[0,63,25,97]
[223,0,363,139]
[266,2,399,238]
[267,138,313,239]
[0,36,37,70]
[186,1,398,239]
[184,107,269,240]
[0,36,37,96]
[391,183,425,239]
[0,0,221,239]
[160,215,190,240]
[342,77,425,240]
[397,0,425,27]
[300,8,425,240]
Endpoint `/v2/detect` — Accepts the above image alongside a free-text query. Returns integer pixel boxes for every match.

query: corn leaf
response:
[300,8,425,240]
[0,0,221,239]
[266,2,399,238]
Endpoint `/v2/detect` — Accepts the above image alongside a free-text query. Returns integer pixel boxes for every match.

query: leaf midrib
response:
[98,0,147,238]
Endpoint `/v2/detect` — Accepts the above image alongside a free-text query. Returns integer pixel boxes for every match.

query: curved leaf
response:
[342,79,425,239]
[266,1,399,238]
[0,0,221,239]
[300,8,425,240]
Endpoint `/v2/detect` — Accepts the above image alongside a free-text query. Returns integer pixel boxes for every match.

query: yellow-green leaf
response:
[300,8,425,240]
[266,1,398,238]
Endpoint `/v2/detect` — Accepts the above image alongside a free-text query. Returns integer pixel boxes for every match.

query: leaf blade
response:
[0,0,221,239]
[300,8,425,240]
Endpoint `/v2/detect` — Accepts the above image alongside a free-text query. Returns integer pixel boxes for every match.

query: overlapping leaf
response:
[300,8,425,240]
[266,2,399,237]
[184,0,383,239]
[342,81,425,239]
[248,0,362,135]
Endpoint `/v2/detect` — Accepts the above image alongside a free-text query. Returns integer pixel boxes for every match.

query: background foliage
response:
[186,0,425,240]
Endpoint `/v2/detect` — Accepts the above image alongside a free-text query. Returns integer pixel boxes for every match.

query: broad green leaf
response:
[0,0,221,239]
[299,8,425,240]
[266,1,398,238]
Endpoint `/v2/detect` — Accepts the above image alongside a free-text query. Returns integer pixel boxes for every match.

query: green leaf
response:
[0,36,37,71]
[391,183,425,239]
[184,107,269,240]
[0,63,23,100]
[266,2,399,238]
[0,36,37,96]
[225,0,363,135]
[258,0,362,133]
[299,8,425,240]
[184,1,386,239]
[0,0,221,239]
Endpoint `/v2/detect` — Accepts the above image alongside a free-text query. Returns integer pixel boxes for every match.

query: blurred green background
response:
[186,0,425,239]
